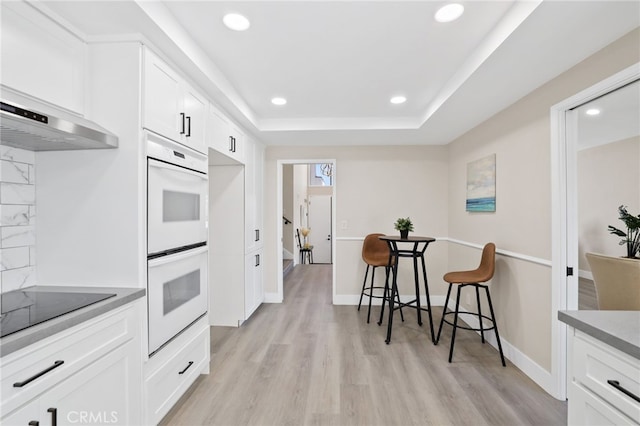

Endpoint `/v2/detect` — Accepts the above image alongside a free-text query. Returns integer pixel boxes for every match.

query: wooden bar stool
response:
[435,242,506,366]
[358,233,403,324]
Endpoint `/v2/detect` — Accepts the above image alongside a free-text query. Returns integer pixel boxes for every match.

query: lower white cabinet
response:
[567,329,640,425]
[245,250,264,320]
[144,316,210,425]
[0,301,143,426]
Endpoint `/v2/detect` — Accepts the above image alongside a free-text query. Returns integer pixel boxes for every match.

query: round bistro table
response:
[378,235,436,344]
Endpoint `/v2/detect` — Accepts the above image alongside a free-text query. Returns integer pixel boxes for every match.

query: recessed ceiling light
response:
[435,3,464,23]
[585,108,601,116]
[271,97,287,106]
[390,96,407,105]
[223,13,250,31]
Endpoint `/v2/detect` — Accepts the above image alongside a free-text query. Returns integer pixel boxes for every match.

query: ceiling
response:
[38,1,640,146]
[576,79,640,150]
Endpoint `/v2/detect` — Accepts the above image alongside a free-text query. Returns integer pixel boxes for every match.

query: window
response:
[308,163,333,186]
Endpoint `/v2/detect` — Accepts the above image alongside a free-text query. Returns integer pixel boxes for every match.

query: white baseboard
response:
[442,298,556,396]
[264,292,282,303]
[578,269,593,281]
[283,248,294,260]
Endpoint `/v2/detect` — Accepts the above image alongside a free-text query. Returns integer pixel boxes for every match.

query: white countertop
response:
[558,310,640,360]
[1,286,145,357]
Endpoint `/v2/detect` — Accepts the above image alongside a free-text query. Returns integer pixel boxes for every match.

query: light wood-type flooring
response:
[578,277,598,310]
[161,264,567,426]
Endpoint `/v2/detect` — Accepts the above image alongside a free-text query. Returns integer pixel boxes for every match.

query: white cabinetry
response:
[1,1,86,113]
[244,250,264,319]
[145,316,209,425]
[0,302,143,426]
[207,103,245,163]
[143,49,207,154]
[567,329,640,425]
[244,138,265,253]
[209,138,265,327]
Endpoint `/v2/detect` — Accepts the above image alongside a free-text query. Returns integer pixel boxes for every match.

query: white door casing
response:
[550,62,640,401]
[276,159,337,303]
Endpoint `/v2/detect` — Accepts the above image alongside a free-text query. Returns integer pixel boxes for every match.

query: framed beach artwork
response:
[466,154,496,212]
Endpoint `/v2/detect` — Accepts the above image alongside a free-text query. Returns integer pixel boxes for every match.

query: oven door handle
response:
[148,158,207,180]
[148,245,208,267]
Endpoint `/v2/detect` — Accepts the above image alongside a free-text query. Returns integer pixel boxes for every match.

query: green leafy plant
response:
[394,217,414,232]
[608,205,640,259]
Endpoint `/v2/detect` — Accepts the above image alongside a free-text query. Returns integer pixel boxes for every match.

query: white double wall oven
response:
[146,131,208,355]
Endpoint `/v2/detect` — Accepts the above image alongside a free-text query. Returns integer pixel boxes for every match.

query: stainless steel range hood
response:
[0,96,118,151]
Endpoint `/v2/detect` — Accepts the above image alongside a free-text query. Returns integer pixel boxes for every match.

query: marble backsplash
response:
[1,146,37,293]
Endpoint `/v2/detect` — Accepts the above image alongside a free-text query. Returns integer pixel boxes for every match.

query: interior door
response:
[308,195,332,263]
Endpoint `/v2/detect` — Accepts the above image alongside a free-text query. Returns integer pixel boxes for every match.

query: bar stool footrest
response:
[441,311,497,332]
[361,286,388,300]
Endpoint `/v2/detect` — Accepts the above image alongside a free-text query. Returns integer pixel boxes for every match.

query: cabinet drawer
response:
[574,331,640,423]
[145,321,209,424]
[569,381,638,425]
[0,304,137,415]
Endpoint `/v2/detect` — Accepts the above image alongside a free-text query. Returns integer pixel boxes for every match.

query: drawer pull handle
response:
[48,408,57,426]
[28,422,39,426]
[607,379,640,403]
[179,361,194,375]
[13,360,64,388]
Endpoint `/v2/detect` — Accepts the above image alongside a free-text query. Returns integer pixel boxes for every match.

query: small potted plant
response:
[394,217,414,239]
[608,205,640,259]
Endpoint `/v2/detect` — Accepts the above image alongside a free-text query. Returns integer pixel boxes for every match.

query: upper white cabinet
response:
[1,1,86,113]
[143,49,207,154]
[207,103,245,163]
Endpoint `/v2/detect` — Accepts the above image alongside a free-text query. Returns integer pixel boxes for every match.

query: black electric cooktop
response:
[0,290,116,338]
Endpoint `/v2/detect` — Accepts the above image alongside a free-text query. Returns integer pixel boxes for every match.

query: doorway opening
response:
[277,159,337,303]
[550,62,639,400]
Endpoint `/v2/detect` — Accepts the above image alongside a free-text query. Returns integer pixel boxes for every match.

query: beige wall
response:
[446,28,640,371]
[262,28,639,375]
[578,136,640,270]
[264,145,450,300]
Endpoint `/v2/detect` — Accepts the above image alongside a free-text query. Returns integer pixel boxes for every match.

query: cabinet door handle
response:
[13,360,64,388]
[255,229,260,242]
[232,136,237,152]
[178,361,194,375]
[47,408,57,426]
[607,379,640,403]
[180,112,186,135]
[28,422,39,426]
[255,254,260,267]
[229,136,233,152]
[186,116,191,137]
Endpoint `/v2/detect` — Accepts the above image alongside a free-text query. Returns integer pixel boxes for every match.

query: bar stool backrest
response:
[477,242,496,282]
[444,242,495,284]
[362,233,392,267]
